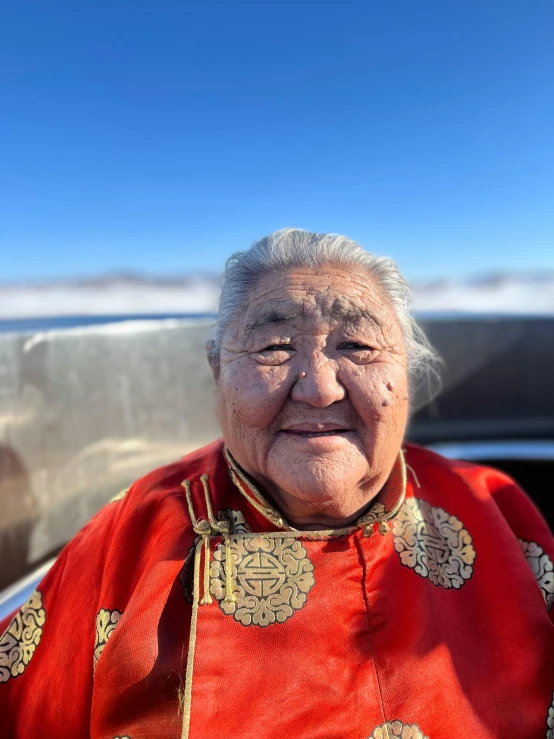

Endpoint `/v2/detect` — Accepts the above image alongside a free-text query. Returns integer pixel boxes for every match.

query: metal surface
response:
[0,318,220,589]
[411,316,554,442]
[428,440,554,461]
[0,315,553,590]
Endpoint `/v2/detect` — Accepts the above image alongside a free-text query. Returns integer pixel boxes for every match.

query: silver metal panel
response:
[0,319,220,589]
[428,440,554,461]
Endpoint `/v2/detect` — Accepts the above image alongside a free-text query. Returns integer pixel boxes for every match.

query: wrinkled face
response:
[211,265,409,528]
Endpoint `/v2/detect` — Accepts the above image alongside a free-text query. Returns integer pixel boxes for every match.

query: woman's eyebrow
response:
[244,305,383,334]
[244,310,301,333]
[327,303,383,329]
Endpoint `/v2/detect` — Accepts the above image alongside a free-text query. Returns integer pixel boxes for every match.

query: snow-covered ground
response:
[1,273,554,319]
[411,274,554,314]
[0,277,221,318]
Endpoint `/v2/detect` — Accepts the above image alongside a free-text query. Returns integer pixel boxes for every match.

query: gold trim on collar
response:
[358,450,407,537]
[224,448,294,531]
[223,447,407,538]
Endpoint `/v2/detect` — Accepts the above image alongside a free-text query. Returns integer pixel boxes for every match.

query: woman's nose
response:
[290,359,346,407]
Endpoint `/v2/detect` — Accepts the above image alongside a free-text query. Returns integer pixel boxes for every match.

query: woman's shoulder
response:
[122,437,226,502]
[60,438,225,542]
[0,439,228,631]
[0,440,228,668]
[404,440,530,491]
[403,441,552,542]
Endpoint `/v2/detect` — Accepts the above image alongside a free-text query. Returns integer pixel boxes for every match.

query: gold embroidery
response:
[393,498,476,589]
[226,451,289,530]
[0,589,46,683]
[518,539,554,612]
[358,503,387,526]
[181,537,203,739]
[358,452,407,529]
[210,536,315,626]
[180,509,252,602]
[217,508,252,535]
[94,608,122,670]
[547,692,554,739]
[368,720,429,739]
[109,487,128,503]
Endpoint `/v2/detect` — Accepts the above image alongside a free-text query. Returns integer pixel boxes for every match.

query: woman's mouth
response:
[280,425,353,439]
[286,430,346,437]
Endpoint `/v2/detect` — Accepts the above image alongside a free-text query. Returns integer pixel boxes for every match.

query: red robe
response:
[1,440,553,738]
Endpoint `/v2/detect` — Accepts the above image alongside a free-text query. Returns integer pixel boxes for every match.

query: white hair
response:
[208,228,442,408]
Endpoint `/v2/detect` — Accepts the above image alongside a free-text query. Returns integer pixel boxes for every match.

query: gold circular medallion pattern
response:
[547,692,554,739]
[0,589,46,682]
[210,536,315,627]
[109,487,128,503]
[368,720,429,739]
[518,539,554,612]
[216,508,252,535]
[393,498,476,589]
[94,608,123,670]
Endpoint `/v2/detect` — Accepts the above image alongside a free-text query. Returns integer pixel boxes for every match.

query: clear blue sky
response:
[1,0,553,283]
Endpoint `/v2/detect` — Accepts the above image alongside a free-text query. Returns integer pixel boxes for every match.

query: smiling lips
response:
[280,424,352,438]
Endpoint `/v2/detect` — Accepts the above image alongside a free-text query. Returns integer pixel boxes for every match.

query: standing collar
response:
[223,447,407,537]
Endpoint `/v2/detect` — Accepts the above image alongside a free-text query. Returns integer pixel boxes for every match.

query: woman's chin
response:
[272,479,367,527]
[267,465,366,509]
[265,442,370,509]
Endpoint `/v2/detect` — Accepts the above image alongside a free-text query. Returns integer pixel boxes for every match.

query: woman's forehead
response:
[251,264,382,297]
[243,299,385,335]
[237,267,398,338]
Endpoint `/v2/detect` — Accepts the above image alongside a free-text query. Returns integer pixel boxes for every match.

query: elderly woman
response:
[1,229,553,738]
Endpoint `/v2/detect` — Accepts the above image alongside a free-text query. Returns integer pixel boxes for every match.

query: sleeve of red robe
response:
[0,522,104,733]
[0,461,195,739]
[0,490,131,738]
[452,458,554,624]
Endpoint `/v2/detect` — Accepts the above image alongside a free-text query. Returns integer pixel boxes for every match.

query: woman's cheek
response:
[347,364,406,416]
[225,362,290,425]
[249,366,292,415]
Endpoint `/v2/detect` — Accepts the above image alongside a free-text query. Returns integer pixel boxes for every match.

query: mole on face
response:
[386,382,394,392]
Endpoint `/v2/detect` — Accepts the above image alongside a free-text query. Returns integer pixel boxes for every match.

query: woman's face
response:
[212,265,409,528]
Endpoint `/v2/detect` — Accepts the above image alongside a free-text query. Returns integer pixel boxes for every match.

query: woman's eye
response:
[338,342,371,350]
[338,342,379,362]
[255,345,294,365]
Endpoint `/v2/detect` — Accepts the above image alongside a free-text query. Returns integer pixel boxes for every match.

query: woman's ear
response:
[206,339,220,381]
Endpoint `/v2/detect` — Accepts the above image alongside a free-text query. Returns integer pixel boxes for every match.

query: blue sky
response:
[1,0,553,283]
